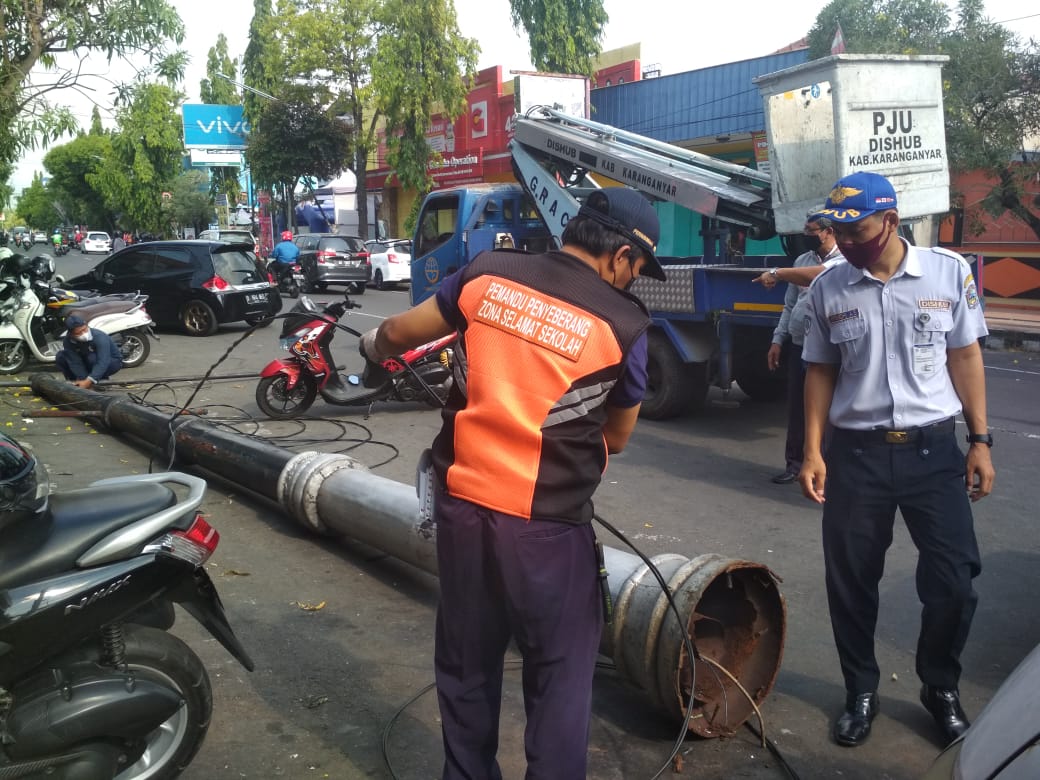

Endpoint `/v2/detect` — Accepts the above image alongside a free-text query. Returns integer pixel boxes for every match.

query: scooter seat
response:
[0,483,176,589]
[61,300,141,321]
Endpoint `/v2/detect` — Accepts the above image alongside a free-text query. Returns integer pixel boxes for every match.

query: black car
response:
[66,240,282,336]
[293,233,371,294]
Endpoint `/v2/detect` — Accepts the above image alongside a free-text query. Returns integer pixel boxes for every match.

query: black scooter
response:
[0,445,254,779]
[266,260,304,299]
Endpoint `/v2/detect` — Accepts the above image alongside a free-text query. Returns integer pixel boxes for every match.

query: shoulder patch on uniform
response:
[918,298,952,311]
[828,308,861,324]
[964,272,975,288]
[965,282,980,309]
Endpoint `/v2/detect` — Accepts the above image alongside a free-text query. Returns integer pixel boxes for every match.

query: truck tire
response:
[640,332,708,420]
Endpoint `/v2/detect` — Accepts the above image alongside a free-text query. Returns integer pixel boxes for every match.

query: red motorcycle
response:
[255,295,456,419]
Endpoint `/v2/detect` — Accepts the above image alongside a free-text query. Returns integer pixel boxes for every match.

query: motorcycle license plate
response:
[246,293,268,305]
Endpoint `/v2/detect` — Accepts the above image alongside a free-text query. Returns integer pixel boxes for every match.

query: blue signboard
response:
[182,104,250,149]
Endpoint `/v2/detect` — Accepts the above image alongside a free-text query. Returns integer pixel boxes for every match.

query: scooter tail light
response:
[144,513,220,566]
[202,275,230,291]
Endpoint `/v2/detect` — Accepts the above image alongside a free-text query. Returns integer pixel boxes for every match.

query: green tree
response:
[42,134,117,229]
[0,0,184,173]
[242,0,281,126]
[508,0,607,75]
[89,82,186,235]
[808,0,1040,239]
[807,0,949,58]
[373,0,478,222]
[264,0,376,236]
[165,170,215,234]
[89,107,106,137]
[942,0,1040,238]
[245,85,352,228]
[200,34,240,104]
[15,173,61,231]
[200,34,244,210]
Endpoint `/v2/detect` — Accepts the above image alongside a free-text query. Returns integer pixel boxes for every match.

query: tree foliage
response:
[508,0,607,76]
[809,0,1040,239]
[942,0,1040,238]
[245,85,352,216]
[88,82,185,235]
[42,134,116,229]
[807,0,949,58]
[201,34,243,209]
[165,170,214,234]
[373,0,479,204]
[0,0,185,173]
[259,0,374,234]
[242,0,279,125]
[200,34,240,105]
[15,173,60,230]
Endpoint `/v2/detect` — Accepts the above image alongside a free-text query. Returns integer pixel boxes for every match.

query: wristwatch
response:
[768,267,780,279]
[966,432,994,447]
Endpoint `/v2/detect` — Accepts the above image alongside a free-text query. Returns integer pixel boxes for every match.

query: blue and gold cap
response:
[814,171,898,223]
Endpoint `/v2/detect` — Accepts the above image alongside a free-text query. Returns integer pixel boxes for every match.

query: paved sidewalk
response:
[984,304,1040,352]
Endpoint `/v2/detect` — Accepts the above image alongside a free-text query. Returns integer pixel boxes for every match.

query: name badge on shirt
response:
[913,344,937,375]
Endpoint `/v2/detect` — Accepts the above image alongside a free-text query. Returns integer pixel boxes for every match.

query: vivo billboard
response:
[182,104,250,149]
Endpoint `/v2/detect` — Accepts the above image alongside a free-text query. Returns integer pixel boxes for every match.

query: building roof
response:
[590,49,810,145]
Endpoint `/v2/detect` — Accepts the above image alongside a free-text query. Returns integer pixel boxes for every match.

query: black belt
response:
[834,417,956,446]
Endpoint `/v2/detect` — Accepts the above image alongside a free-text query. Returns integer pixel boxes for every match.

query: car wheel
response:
[374,270,388,291]
[181,299,219,337]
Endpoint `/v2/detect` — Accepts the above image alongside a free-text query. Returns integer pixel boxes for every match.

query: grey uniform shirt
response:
[802,240,987,430]
[772,246,845,347]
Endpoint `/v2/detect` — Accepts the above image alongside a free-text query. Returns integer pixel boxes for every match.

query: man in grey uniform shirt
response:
[765,214,843,483]
[800,172,995,749]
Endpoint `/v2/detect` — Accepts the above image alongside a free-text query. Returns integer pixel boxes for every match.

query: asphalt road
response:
[6,247,1039,779]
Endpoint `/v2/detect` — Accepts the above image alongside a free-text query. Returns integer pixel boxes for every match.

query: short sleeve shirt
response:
[435,263,649,408]
[801,241,987,430]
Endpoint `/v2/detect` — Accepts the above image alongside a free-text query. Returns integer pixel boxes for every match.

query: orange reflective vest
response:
[432,250,649,523]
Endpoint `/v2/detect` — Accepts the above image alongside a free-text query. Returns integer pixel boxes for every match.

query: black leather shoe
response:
[833,692,879,747]
[920,685,970,745]
[771,468,799,484]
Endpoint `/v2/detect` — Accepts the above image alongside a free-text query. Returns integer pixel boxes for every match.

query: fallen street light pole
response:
[31,373,786,737]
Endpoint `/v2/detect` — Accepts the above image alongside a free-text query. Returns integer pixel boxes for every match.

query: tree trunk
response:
[355,144,369,240]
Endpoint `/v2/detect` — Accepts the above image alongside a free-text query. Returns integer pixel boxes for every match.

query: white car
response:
[365,239,412,290]
[81,231,112,254]
[33,231,48,244]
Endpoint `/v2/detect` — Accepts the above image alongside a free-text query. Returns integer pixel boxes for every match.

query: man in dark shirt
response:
[55,314,123,388]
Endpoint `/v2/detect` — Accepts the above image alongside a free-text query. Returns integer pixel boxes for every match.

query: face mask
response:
[838,219,893,269]
[803,234,822,251]
[73,330,93,342]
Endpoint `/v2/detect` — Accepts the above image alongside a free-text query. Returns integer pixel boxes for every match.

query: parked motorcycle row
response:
[0,253,154,375]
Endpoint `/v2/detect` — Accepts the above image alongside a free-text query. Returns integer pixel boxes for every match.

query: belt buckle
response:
[885,431,909,444]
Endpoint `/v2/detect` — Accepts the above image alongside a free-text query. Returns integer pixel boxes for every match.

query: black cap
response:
[65,314,87,330]
[578,188,666,281]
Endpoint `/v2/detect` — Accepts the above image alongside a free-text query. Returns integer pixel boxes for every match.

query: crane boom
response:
[509,107,776,240]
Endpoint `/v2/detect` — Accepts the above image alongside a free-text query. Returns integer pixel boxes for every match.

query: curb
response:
[983,329,1040,353]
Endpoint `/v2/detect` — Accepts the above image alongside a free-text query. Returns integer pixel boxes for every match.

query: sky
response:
[9,0,1040,194]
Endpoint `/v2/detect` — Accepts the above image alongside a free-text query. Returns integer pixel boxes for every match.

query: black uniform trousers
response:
[783,343,806,471]
[433,491,603,780]
[822,419,981,695]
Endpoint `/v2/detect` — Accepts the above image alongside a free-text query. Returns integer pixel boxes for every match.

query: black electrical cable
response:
[593,512,702,780]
